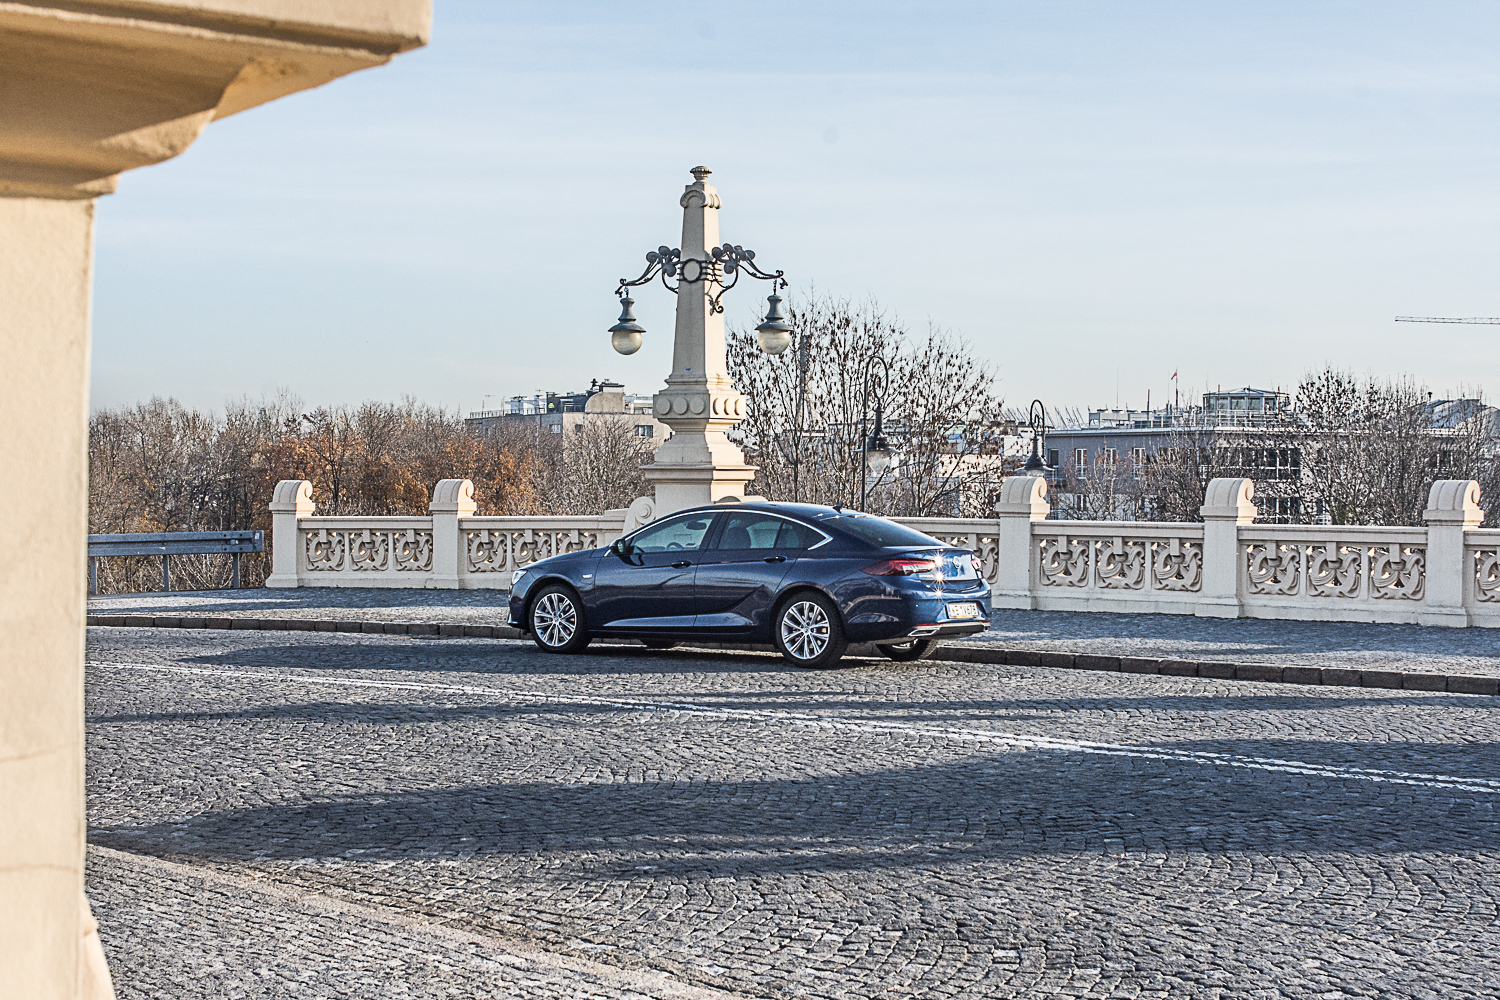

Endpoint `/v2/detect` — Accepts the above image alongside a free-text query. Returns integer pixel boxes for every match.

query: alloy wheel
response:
[534,591,577,647]
[780,600,830,661]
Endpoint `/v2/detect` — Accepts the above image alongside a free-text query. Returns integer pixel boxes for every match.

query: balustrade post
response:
[1197,478,1256,618]
[429,479,477,589]
[1420,479,1483,626]
[992,475,1050,608]
[266,480,315,589]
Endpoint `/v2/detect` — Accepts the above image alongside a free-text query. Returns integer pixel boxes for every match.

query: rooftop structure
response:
[465,379,670,443]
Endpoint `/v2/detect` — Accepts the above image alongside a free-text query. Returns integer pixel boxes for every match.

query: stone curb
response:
[85,614,1500,696]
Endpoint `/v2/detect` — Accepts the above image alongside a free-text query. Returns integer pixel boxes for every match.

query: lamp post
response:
[756,321,812,501]
[1022,398,1051,478]
[760,333,895,510]
[604,167,792,514]
[859,354,895,511]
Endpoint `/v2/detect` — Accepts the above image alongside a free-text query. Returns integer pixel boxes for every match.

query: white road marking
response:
[91,659,1500,796]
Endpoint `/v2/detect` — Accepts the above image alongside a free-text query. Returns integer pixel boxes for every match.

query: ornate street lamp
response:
[610,243,788,355]
[602,166,790,514]
[1023,398,1051,477]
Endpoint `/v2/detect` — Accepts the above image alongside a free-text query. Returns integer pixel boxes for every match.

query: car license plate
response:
[946,601,983,620]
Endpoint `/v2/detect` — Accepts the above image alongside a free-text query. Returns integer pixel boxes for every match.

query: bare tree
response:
[727,293,1005,517]
[548,417,656,515]
[1052,451,1151,521]
[1099,367,1500,527]
[1294,368,1498,526]
[89,393,552,592]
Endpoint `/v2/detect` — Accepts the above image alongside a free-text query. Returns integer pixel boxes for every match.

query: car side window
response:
[629,516,713,553]
[713,513,786,550]
[773,520,821,550]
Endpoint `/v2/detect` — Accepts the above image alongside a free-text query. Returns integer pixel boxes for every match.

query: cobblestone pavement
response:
[88,845,736,999]
[87,626,1500,998]
[89,587,509,624]
[91,587,1500,676]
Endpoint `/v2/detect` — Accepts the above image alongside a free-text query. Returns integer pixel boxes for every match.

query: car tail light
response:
[862,557,938,577]
[971,555,983,573]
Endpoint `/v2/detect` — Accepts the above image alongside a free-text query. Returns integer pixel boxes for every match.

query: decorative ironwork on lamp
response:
[608,242,789,355]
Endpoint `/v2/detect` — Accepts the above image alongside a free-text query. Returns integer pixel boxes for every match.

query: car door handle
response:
[763,555,786,563]
[671,560,693,568]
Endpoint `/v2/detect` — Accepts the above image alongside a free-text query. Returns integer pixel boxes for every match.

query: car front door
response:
[694,512,823,634]
[589,513,715,634]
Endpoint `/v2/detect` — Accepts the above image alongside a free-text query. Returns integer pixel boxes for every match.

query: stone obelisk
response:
[640,167,757,515]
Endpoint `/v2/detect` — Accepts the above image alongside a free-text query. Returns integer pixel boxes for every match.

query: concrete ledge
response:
[83,615,1500,696]
[1360,670,1404,689]
[1156,659,1198,676]
[1281,666,1323,685]
[1447,675,1500,695]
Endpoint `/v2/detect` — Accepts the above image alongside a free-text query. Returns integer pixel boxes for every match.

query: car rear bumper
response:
[902,620,990,638]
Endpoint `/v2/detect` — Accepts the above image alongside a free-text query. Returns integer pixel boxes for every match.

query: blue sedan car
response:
[508,501,991,668]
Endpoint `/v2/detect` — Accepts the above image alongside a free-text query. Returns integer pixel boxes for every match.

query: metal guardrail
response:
[87,530,264,593]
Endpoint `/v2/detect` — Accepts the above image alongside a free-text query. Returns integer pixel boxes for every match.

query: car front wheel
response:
[529,585,591,654]
[774,592,848,669]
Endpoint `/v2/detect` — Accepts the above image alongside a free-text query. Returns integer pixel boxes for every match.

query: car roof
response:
[671,500,849,521]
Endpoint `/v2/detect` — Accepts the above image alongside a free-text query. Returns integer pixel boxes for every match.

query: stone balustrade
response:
[266,475,1500,627]
[266,479,656,589]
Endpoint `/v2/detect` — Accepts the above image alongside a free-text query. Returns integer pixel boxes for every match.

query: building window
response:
[1072,449,1087,468]
[635,425,654,437]
[574,424,584,434]
[1131,447,1147,465]
[1260,496,1303,523]
[1048,449,1059,467]
[1102,448,1118,466]
[549,424,561,434]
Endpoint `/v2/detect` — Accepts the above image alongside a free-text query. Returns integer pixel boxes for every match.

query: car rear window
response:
[831,516,943,548]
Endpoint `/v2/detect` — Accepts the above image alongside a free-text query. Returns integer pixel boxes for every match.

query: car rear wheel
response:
[875,638,940,662]
[529,585,591,654]
[774,592,847,669]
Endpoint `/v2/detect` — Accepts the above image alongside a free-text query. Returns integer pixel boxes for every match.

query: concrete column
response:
[0,193,96,1000]
[992,475,1050,609]
[429,479,477,589]
[0,5,429,996]
[1420,479,1483,627]
[641,167,757,515]
[265,480,316,588]
[1197,477,1257,618]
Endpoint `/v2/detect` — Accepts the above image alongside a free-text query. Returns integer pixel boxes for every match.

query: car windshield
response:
[831,515,943,548]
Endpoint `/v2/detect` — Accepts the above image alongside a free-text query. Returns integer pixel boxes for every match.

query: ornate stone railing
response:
[265,480,654,590]
[264,474,1499,627]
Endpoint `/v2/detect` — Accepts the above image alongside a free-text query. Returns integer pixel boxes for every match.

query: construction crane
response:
[1395,316,1500,324]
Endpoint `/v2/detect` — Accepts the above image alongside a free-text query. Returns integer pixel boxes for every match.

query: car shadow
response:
[91,748,1500,878]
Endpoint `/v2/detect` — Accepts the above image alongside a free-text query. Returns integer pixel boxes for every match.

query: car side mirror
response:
[611,538,631,557]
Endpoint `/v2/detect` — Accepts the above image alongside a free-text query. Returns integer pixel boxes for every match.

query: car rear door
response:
[693,512,822,634]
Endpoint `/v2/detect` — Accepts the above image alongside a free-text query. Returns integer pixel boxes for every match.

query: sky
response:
[90,1,1500,418]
